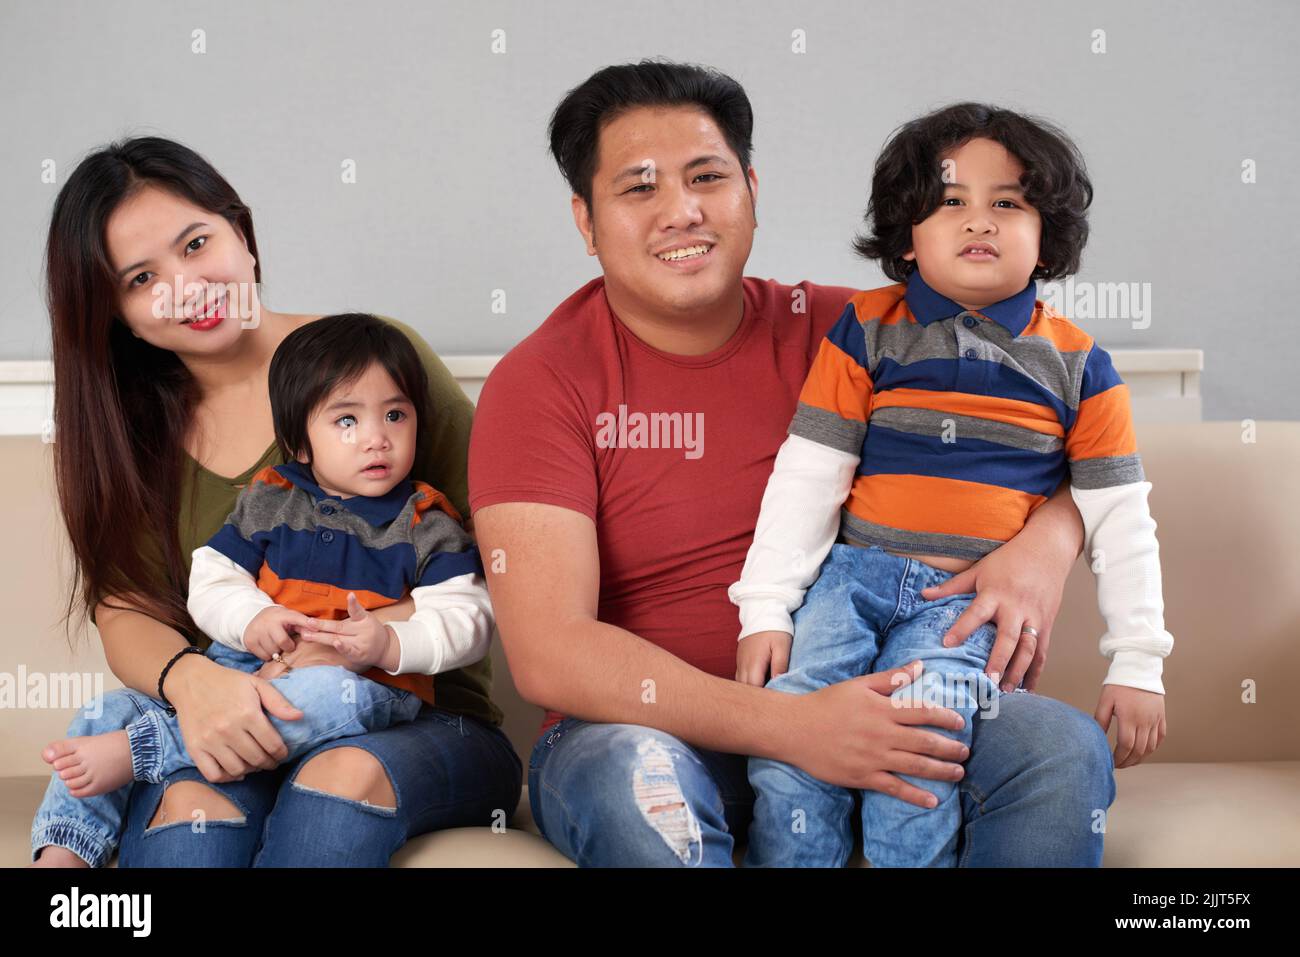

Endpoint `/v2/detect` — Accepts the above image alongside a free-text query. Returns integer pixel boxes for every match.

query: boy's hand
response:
[736,630,793,687]
[296,593,400,674]
[243,606,312,661]
[1095,684,1166,768]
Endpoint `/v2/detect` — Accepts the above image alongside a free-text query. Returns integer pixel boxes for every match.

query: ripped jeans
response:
[749,544,1009,867]
[527,550,1115,867]
[31,641,521,866]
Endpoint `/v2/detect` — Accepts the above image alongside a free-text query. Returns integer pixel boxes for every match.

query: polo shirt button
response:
[963,316,978,328]
[964,348,978,360]
[321,530,334,543]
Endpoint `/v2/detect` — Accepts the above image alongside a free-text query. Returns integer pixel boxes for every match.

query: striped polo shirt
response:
[204,460,484,704]
[793,269,1142,560]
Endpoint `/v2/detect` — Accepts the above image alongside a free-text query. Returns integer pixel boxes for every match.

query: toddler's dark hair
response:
[269,313,429,466]
[853,102,1093,283]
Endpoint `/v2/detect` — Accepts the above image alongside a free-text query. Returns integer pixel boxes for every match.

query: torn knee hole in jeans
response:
[145,782,246,833]
[632,737,702,865]
[288,780,399,815]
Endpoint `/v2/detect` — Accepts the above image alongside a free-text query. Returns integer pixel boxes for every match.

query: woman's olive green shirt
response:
[103,315,501,727]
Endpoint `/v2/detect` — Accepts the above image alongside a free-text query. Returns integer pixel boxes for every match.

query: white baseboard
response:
[0,349,1204,437]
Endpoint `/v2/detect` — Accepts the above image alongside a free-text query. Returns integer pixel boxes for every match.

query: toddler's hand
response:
[296,592,399,674]
[243,606,312,661]
[1095,684,1166,769]
[736,630,793,687]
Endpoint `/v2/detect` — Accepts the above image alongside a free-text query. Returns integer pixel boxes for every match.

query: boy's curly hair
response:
[853,102,1093,283]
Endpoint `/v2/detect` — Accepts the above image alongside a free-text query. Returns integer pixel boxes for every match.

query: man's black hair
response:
[548,58,755,210]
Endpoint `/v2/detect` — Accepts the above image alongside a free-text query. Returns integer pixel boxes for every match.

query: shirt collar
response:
[274,461,415,527]
[904,269,1037,337]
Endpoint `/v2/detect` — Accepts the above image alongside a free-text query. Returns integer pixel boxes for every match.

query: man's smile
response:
[654,242,716,268]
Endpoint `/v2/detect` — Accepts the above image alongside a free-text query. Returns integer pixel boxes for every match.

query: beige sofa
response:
[3,421,1297,867]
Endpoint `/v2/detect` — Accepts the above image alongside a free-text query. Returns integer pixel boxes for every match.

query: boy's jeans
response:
[526,545,1115,867]
[31,641,421,867]
[527,702,1114,868]
[747,543,1005,867]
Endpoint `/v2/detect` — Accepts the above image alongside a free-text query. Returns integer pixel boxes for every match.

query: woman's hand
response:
[919,485,1082,693]
[163,653,304,783]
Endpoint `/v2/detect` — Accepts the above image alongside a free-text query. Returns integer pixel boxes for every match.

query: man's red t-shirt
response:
[468,276,858,735]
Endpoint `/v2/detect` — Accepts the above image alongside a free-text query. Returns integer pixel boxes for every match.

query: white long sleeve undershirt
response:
[728,434,1173,695]
[187,545,493,675]
[726,434,858,639]
[186,546,275,654]
[1070,482,1173,694]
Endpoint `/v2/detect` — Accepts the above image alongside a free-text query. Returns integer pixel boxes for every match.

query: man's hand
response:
[920,510,1078,694]
[736,630,792,687]
[297,593,400,673]
[793,661,970,805]
[1095,685,1166,768]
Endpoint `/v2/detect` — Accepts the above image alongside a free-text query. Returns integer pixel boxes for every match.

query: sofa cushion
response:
[11,762,1299,867]
[8,777,571,868]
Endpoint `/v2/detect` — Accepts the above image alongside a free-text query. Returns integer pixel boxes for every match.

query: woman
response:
[34,137,521,866]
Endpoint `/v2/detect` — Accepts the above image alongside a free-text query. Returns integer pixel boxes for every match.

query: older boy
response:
[734,104,1172,867]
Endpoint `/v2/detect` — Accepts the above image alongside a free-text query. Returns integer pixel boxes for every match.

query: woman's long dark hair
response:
[46,137,261,642]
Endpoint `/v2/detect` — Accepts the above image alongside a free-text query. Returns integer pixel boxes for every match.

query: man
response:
[469,60,1114,867]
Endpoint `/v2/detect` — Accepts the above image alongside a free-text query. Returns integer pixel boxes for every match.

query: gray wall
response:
[2,0,1296,420]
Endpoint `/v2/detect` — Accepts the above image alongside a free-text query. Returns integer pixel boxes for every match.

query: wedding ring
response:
[1020,625,1040,638]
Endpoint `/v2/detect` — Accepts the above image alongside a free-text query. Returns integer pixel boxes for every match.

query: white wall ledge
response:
[0,348,1204,436]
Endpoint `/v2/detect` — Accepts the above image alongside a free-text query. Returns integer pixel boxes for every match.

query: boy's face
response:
[904,136,1044,311]
[571,104,759,322]
[295,362,417,501]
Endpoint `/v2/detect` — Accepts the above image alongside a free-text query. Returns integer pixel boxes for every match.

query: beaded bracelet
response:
[157,646,205,716]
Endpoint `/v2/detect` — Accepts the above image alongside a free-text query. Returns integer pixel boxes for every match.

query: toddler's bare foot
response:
[42,731,134,798]
[29,846,91,868]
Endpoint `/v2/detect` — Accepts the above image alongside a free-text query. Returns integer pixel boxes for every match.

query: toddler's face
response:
[295,362,417,500]
[904,136,1044,311]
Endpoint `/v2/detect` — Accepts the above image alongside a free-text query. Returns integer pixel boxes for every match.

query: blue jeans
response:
[528,548,1115,867]
[750,544,1014,867]
[32,642,520,866]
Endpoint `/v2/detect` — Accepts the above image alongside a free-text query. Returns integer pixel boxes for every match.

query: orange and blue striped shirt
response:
[793,270,1142,559]
[203,461,484,705]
